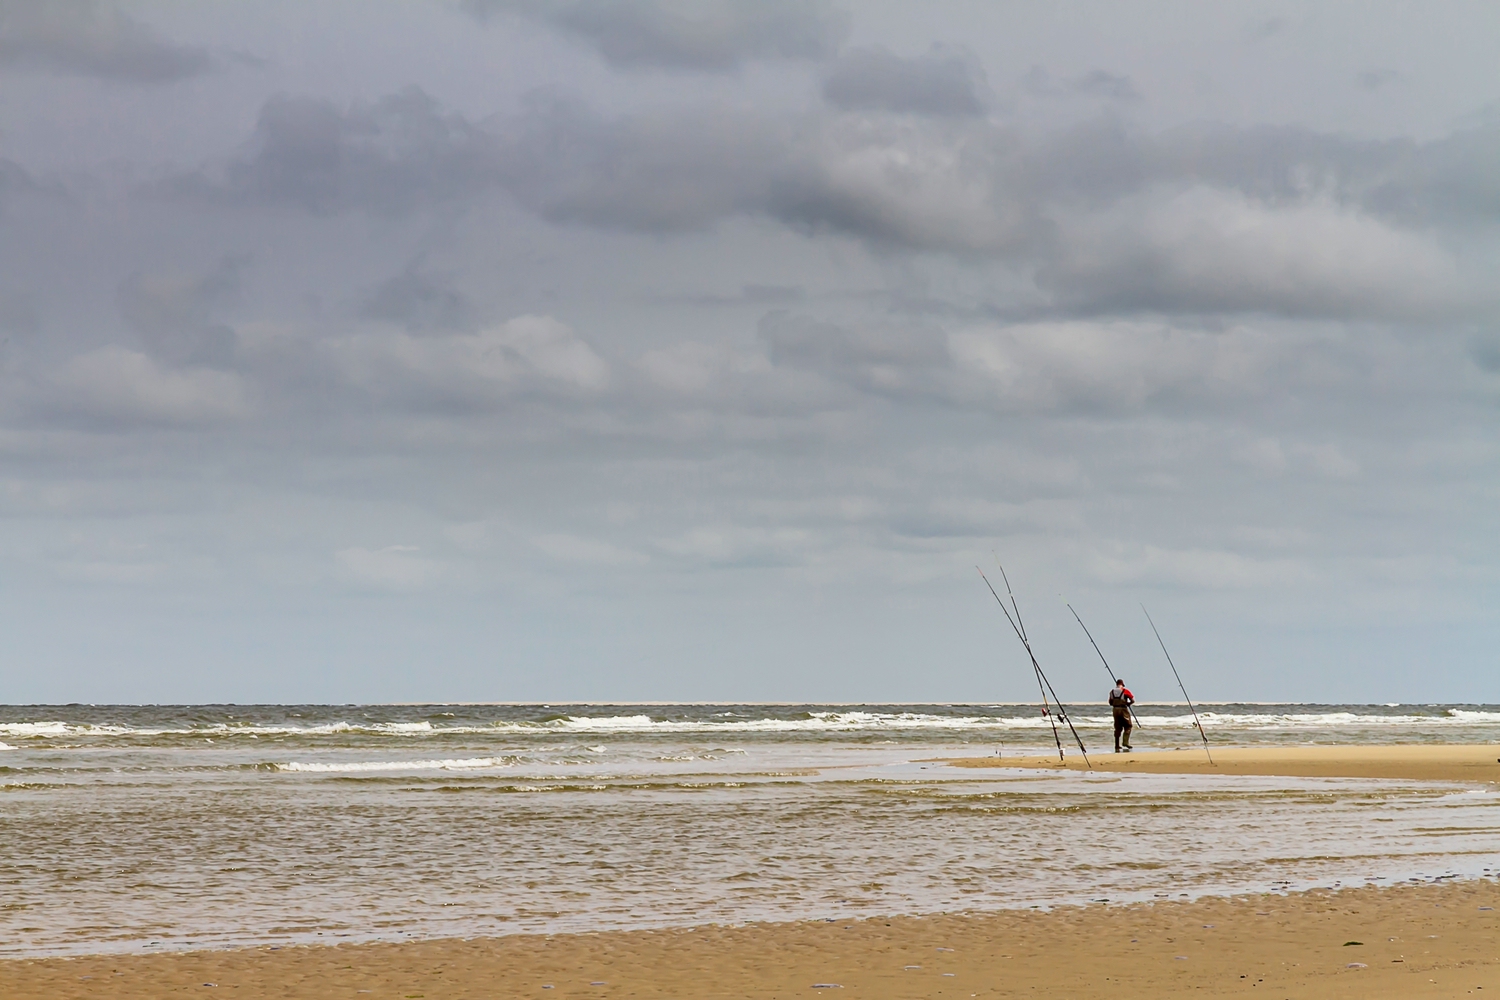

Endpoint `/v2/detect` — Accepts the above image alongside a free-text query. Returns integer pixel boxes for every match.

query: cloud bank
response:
[1,2,1497,702]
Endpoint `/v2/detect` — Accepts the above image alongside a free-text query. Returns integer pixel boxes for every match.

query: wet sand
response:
[947,742,1500,781]
[4,881,1498,999]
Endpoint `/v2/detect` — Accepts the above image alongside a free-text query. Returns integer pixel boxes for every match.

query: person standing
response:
[1109,679,1134,752]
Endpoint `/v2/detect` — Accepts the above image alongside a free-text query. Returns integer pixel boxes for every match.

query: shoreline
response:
[945,742,1500,782]
[6,881,1498,999]
[5,700,1480,708]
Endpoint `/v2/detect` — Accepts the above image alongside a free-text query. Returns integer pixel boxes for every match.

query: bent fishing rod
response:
[1142,606,1214,765]
[977,567,1091,768]
[978,568,1063,761]
[1066,602,1142,730]
[978,569,1074,767]
[996,563,1091,767]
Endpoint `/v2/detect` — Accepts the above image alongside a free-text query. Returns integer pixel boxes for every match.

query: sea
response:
[2,702,1499,957]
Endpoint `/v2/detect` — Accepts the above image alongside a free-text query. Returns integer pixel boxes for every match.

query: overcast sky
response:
[2,0,1498,704]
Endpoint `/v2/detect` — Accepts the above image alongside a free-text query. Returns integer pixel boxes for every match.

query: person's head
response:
[1115,679,1124,686]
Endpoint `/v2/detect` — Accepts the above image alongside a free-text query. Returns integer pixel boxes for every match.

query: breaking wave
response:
[2,706,1497,743]
[273,756,518,773]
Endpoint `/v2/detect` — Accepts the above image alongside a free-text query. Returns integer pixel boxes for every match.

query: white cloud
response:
[533,533,647,565]
[948,319,1268,413]
[653,524,814,565]
[1235,437,1289,476]
[499,314,610,388]
[1085,544,1315,589]
[786,117,1036,253]
[1234,437,1360,479]
[1044,186,1467,318]
[335,545,443,590]
[637,341,747,395]
[330,314,610,407]
[50,348,249,425]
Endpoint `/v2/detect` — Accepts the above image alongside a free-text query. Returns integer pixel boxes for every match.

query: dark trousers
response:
[1113,711,1132,749]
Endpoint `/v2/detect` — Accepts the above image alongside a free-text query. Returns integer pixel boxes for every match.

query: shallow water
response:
[1,703,1498,956]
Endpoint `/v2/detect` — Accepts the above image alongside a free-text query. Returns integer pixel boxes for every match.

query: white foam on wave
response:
[0,722,73,738]
[534,711,1017,733]
[276,756,515,773]
[504,709,1500,734]
[1446,709,1500,723]
[3,708,1499,741]
[0,741,15,750]
[1174,711,1500,729]
[0,720,438,739]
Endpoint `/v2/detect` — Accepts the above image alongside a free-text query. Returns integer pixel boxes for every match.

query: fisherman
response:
[1109,679,1134,752]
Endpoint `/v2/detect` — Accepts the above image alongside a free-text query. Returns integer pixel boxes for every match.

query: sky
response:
[1,0,1498,704]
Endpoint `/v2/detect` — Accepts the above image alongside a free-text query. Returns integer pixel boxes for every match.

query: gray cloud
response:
[0,290,40,334]
[749,312,1340,420]
[493,100,1498,317]
[1072,70,1140,101]
[494,96,1051,253]
[1356,68,1402,91]
[1470,333,1500,374]
[1132,121,1500,229]
[670,284,807,306]
[321,314,611,414]
[466,0,848,71]
[44,348,249,427]
[1363,126,1500,227]
[1023,66,1140,100]
[1246,16,1290,40]
[822,45,986,116]
[0,157,49,212]
[0,0,215,83]
[758,311,949,394]
[358,257,475,334]
[172,88,496,215]
[163,87,1500,326]
[116,255,245,368]
[495,92,786,231]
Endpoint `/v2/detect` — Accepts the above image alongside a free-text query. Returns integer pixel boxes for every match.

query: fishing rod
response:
[978,568,1064,762]
[997,565,1090,767]
[1066,602,1142,730]
[1141,606,1214,765]
[978,566,1091,768]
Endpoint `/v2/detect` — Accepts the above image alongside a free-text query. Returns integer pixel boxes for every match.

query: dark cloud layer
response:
[823,45,986,116]
[171,88,495,215]
[116,255,244,369]
[0,0,215,83]
[151,84,1500,330]
[359,258,475,334]
[494,93,786,231]
[467,0,848,71]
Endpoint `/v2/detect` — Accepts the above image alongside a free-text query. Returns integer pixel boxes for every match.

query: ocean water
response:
[2,703,1499,956]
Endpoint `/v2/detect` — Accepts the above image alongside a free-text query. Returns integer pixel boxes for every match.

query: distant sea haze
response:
[2,703,1498,957]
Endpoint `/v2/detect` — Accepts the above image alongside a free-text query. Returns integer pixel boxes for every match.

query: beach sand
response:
[4,881,1498,999]
[947,742,1500,782]
[7,743,1499,998]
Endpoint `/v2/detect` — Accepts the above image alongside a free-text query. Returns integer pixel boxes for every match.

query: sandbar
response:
[5,881,1499,999]
[947,742,1500,782]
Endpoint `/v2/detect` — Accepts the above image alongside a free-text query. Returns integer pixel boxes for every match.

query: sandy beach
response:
[6,721,1499,997]
[4,880,1497,999]
[947,742,1500,782]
